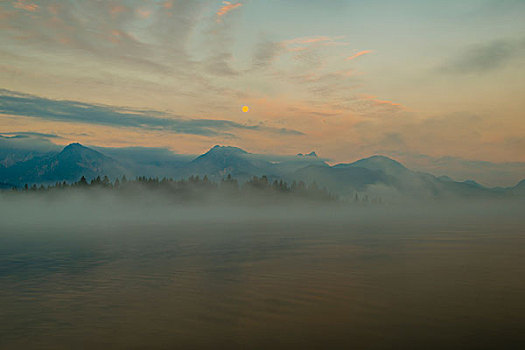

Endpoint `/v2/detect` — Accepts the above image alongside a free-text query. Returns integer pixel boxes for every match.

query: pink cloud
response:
[345,50,372,61]
[372,99,403,108]
[360,94,404,110]
[216,1,242,20]
[285,36,334,45]
[12,0,38,12]
[136,8,151,18]
[110,5,126,16]
[282,36,348,53]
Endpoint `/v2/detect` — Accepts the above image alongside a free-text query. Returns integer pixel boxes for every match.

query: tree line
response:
[10,174,381,205]
[10,174,333,202]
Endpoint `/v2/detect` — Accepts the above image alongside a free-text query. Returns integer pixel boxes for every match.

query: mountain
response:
[437,175,454,182]
[0,142,521,200]
[331,155,501,198]
[291,165,389,194]
[334,155,408,176]
[396,154,525,188]
[511,179,525,195]
[268,153,329,175]
[297,151,318,157]
[51,143,127,180]
[92,146,193,179]
[182,145,272,179]
[0,143,126,185]
[0,134,59,168]
[187,146,329,180]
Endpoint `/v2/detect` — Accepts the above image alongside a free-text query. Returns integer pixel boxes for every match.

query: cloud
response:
[439,37,525,74]
[110,4,127,16]
[282,35,348,53]
[284,36,337,45]
[2,0,205,76]
[12,0,38,12]
[345,50,372,61]
[205,53,238,76]
[0,90,303,137]
[0,131,61,156]
[252,40,285,69]
[359,95,405,111]
[349,111,525,170]
[216,1,242,20]
[0,131,60,139]
[136,8,152,19]
[252,35,351,74]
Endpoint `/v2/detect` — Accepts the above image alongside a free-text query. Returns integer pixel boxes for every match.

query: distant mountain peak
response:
[333,154,408,175]
[59,143,101,156]
[61,142,95,153]
[63,142,85,150]
[363,155,402,163]
[297,151,317,158]
[513,179,525,189]
[207,145,248,155]
[192,145,248,164]
[56,144,120,172]
[437,175,454,182]
[463,179,482,187]
[353,155,406,168]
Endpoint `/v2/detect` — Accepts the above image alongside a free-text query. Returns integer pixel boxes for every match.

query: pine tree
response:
[79,176,88,186]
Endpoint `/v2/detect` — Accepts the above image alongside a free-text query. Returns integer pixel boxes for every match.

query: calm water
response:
[1,208,525,349]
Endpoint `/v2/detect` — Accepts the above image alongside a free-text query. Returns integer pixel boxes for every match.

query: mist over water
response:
[1,193,525,349]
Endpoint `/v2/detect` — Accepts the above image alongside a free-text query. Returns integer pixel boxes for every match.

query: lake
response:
[1,202,525,349]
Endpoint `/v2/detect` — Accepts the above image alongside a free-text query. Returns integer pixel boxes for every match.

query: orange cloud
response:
[136,8,151,18]
[163,1,173,9]
[360,94,404,110]
[345,50,372,61]
[372,99,403,108]
[12,0,38,12]
[110,5,126,16]
[281,36,348,53]
[216,1,242,19]
[285,36,334,45]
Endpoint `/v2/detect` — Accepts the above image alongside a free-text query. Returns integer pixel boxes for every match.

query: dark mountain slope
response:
[334,155,408,176]
[291,165,390,194]
[0,143,126,185]
[182,145,272,179]
[0,142,520,199]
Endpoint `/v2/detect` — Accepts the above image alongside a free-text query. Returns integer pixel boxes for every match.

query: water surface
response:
[1,204,525,349]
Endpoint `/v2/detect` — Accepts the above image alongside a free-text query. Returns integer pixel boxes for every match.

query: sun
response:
[242,105,249,113]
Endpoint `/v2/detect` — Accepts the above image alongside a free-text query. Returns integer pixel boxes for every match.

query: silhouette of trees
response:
[78,176,88,186]
[7,173,386,205]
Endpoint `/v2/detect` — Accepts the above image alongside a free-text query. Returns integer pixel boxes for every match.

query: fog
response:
[1,189,523,230]
[1,190,525,349]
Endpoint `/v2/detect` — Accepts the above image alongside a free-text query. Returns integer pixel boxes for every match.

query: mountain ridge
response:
[0,142,523,199]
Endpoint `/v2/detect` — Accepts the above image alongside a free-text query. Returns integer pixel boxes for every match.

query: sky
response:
[1,0,524,179]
